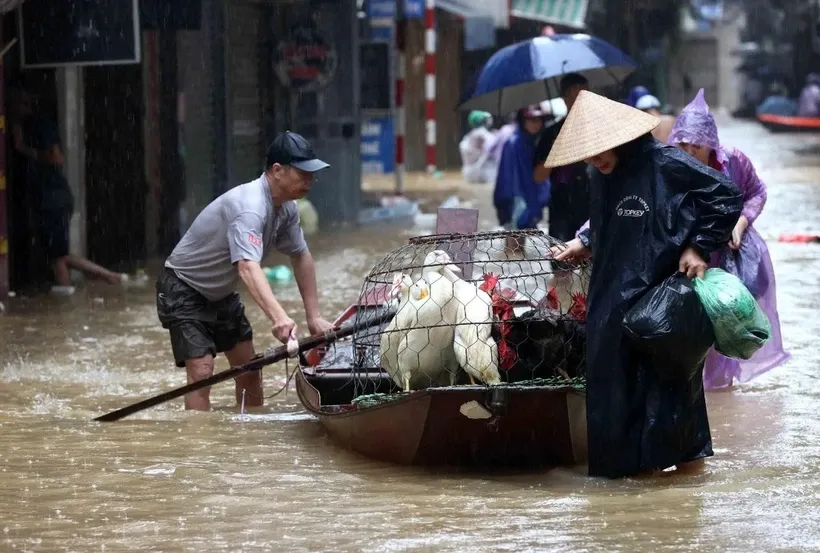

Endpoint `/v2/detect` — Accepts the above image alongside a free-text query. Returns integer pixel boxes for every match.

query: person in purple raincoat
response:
[667,89,790,390]
[797,73,820,117]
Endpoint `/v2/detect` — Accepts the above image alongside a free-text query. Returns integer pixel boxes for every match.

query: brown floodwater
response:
[1,116,819,552]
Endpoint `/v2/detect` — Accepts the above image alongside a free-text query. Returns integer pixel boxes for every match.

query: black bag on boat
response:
[622,273,716,384]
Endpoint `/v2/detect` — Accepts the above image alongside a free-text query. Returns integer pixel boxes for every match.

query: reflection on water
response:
[1,117,820,551]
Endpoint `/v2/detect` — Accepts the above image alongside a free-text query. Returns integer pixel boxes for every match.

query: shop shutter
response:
[227,2,264,184]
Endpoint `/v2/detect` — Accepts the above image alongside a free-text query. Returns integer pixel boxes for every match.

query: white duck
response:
[421,251,464,386]
[395,278,460,390]
[380,275,458,391]
[427,250,501,386]
[380,273,414,383]
[386,272,414,311]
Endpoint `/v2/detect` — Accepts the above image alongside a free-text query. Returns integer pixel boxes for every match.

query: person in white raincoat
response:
[459,111,498,184]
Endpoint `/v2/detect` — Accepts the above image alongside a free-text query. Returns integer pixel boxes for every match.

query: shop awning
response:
[510,0,589,29]
[405,0,509,28]
[438,0,509,28]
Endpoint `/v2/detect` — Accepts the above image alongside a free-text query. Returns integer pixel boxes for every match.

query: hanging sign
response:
[19,0,140,68]
[274,26,338,91]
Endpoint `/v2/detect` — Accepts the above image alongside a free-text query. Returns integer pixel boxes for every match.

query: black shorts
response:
[38,210,71,260]
[156,269,254,367]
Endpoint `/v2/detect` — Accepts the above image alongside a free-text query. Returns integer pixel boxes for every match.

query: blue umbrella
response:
[459,34,638,115]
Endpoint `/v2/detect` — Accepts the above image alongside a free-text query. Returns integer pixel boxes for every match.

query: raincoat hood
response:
[667,89,724,159]
[468,110,492,129]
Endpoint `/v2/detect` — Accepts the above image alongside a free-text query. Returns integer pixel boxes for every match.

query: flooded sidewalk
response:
[1,116,820,552]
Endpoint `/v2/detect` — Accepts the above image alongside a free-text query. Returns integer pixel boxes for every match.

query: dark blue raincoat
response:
[578,136,742,478]
[494,128,550,229]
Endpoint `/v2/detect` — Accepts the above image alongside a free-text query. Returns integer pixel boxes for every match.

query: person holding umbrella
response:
[532,73,591,246]
[494,105,550,254]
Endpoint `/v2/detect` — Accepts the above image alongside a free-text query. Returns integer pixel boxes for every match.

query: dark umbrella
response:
[459,34,638,115]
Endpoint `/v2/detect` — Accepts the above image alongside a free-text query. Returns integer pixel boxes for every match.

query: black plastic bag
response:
[622,273,716,384]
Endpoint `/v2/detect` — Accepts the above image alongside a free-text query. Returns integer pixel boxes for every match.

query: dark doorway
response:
[84,64,146,272]
[3,12,58,291]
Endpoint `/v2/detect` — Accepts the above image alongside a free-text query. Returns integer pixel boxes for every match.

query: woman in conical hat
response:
[548,90,743,479]
[668,89,790,390]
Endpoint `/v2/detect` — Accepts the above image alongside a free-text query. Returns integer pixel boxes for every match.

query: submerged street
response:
[1,115,819,552]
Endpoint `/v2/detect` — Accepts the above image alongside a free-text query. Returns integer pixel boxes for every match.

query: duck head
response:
[410,279,430,301]
[389,272,414,301]
[423,250,462,275]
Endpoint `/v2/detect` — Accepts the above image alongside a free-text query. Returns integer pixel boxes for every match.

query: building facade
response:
[0,0,363,295]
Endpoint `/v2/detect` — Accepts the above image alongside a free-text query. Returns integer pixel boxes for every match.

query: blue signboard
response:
[404,0,424,19]
[368,0,395,42]
[370,24,393,42]
[361,116,395,174]
[368,0,396,19]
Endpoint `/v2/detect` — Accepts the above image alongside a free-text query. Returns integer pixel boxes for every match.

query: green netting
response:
[350,376,587,409]
[351,393,404,409]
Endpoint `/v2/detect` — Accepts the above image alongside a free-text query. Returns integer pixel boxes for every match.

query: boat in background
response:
[757,113,820,133]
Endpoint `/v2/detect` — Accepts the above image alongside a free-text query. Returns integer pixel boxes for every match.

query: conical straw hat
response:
[544,90,660,169]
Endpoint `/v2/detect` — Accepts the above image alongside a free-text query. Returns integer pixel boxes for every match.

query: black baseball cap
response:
[265,131,330,172]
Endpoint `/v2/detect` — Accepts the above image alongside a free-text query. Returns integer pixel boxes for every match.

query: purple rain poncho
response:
[668,89,790,390]
[797,73,820,117]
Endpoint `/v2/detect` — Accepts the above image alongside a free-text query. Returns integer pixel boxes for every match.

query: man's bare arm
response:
[290,250,321,321]
[237,259,288,323]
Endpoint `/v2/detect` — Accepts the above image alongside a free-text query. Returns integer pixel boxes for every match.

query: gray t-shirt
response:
[165,174,308,301]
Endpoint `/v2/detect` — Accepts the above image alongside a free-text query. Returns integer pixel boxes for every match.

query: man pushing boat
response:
[156,131,335,411]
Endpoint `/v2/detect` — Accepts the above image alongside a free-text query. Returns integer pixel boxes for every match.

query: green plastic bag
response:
[692,268,772,360]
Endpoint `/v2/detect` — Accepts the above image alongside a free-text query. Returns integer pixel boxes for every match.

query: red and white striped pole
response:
[424,0,436,173]
[394,16,406,194]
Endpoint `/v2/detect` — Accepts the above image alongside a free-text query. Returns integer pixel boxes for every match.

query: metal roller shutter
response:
[227,2,264,184]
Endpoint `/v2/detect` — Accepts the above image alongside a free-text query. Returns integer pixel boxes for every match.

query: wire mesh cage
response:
[349,229,590,396]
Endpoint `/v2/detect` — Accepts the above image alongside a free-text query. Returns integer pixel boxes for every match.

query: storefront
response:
[177,0,362,228]
[268,0,362,225]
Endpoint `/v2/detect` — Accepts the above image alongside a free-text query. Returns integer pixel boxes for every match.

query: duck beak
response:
[418,288,429,299]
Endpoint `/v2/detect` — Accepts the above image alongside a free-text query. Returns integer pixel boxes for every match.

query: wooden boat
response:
[296,302,588,468]
[296,207,588,469]
[757,112,820,133]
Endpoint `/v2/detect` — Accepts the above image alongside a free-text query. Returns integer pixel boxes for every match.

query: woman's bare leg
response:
[53,256,72,286]
[64,254,122,284]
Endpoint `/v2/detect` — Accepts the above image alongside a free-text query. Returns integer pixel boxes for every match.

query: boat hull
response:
[296,368,587,468]
[757,113,820,133]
